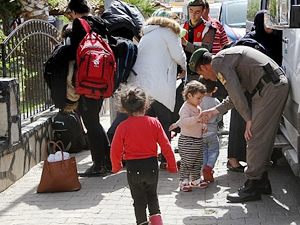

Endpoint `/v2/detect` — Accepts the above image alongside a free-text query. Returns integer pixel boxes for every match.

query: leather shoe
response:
[227,161,245,173]
[78,164,107,177]
[259,179,272,195]
[227,179,261,203]
[258,172,272,195]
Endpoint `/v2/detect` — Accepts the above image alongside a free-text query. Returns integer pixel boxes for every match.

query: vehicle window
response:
[225,2,247,27]
[209,8,220,20]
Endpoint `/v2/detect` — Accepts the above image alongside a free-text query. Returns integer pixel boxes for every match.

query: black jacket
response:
[101,0,145,40]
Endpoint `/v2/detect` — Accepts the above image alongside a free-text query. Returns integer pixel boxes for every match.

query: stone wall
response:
[0,111,55,192]
[0,78,56,192]
[0,78,111,192]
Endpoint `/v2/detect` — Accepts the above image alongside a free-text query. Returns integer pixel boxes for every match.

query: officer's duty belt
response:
[256,68,281,90]
[256,74,272,90]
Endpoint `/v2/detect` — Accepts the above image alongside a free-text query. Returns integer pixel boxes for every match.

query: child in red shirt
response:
[110,85,178,225]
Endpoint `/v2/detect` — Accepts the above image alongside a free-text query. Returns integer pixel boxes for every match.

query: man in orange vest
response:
[182,0,215,81]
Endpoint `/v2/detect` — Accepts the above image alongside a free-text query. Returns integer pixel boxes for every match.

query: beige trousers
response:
[245,75,289,180]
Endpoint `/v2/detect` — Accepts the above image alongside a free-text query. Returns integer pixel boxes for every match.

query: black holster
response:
[263,63,281,84]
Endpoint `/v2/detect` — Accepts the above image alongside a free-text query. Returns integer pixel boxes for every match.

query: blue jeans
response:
[126,157,160,224]
[202,134,219,169]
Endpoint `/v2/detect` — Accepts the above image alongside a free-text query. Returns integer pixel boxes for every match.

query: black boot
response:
[258,172,272,195]
[227,179,261,203]
[79,161,107,177]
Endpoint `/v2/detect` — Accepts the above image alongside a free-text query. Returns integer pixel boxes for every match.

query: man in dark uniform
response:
[189,46,289,203]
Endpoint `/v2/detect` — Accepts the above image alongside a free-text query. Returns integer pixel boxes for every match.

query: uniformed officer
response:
[189,46,289,203]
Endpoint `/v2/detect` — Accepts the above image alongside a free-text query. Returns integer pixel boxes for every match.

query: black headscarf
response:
[252,10,269,42]
[68,0,90,14]
[247,10,282,65]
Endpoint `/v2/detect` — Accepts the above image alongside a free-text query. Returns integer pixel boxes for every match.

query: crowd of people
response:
[62,0,288,224]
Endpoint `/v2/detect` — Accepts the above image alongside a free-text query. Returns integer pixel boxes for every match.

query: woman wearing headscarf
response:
[244,9,282,65]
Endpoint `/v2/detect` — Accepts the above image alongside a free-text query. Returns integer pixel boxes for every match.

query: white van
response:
[246,0,300,179]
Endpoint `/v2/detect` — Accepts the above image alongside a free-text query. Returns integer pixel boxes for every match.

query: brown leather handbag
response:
[37,140,81,193]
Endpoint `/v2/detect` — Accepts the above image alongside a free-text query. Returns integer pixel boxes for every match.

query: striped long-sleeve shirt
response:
[207,16,229,55]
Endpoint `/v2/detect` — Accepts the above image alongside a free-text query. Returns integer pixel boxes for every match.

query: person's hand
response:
[169,123,179,131]
[167,165,178,173]
[202,123,207,133]
[198,108,219,123]
[177,69,186,80]
[181,37,188,46]
[112,169,120,174]
[112,165,122,174]
[244,120,252,141]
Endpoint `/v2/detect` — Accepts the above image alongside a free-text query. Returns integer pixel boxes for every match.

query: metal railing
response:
[1,19,61,121]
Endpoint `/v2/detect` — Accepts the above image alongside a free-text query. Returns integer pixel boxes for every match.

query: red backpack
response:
[75,18,116,99]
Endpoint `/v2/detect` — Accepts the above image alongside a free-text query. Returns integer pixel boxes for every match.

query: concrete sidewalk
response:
[0,112,300,225]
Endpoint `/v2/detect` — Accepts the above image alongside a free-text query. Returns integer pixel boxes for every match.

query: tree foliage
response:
[0,0,22,35]
[124,0,158,18]
[0,23,6,43]
[48,0,156,19]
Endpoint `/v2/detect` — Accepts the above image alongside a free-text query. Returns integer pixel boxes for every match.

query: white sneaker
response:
[190,179,209,188]
[179,179,192,192]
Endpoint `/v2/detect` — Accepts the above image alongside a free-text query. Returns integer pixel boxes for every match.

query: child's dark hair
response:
[198,76,217,93]
[68,0,90,14]
[115,84,153,116]
[182,80,206,101]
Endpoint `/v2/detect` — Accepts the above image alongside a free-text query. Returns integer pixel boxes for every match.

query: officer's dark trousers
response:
[246,76,289,179]
[126,157,160,224]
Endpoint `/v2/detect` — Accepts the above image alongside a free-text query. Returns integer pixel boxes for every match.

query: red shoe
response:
[203,166,214,182]
[149,214,163,225]
[179,179,192,192]
[171,131,177,139]
[190,179,209,188]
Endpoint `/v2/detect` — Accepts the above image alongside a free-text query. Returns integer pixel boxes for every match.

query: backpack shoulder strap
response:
[78,18,91,34]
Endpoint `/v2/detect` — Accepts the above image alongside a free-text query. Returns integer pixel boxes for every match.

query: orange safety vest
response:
[183,20,215,52]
